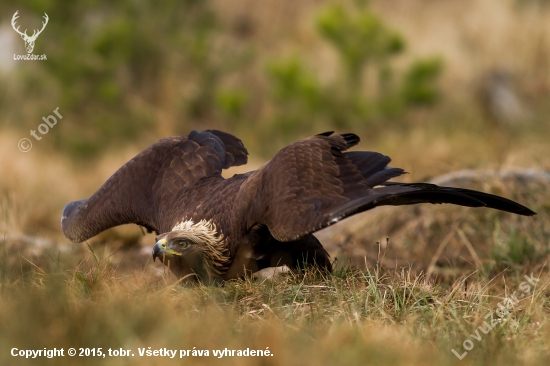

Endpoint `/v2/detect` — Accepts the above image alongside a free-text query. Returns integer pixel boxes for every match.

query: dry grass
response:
[0,244,549,366]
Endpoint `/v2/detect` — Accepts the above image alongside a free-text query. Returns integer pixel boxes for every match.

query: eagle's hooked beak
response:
[152,238,182,262]
[152,239,166,262]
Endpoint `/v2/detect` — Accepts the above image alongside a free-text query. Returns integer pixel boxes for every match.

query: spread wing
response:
[245,132,536,242]
[61,130,248,242]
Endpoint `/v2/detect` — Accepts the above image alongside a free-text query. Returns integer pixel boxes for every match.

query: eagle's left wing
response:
[61,130,248,242]
[243,132,535,242]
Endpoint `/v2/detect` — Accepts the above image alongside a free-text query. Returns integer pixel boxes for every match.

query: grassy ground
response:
[0,246,549,366]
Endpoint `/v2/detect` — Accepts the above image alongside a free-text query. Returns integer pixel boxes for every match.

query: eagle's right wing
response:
[61,130,248,242]
[244,132,535,242]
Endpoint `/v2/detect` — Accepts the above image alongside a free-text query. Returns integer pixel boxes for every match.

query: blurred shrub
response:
[2,0,442,157]
[3,0,240,158]
[268,3,443,136]
[317,3,404,87]
[402,58,443,105]
[267,58,323,134]
[216,89,248,121]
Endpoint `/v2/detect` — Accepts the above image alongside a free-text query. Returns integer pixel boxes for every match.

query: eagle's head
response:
[152,220,231,285]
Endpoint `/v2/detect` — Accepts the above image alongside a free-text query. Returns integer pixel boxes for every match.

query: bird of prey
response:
[61,130,535,284]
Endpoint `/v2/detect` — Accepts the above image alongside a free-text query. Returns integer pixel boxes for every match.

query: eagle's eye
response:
[175,239,191,248]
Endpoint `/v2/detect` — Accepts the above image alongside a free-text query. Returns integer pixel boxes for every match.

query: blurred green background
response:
[2,0,520,158]
[2,0,549,160]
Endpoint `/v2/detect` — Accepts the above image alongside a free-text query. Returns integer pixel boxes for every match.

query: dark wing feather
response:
[61,130,248,243]
[244,132,383,241]
[245,133,535,242]
[205,129,248,168]
[346,151,406,186]
[327,183,535,223]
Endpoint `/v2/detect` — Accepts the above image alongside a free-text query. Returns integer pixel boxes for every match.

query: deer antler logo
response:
[11,11,49,54]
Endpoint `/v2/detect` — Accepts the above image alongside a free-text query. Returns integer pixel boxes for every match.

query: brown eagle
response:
[61,130,535,283]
